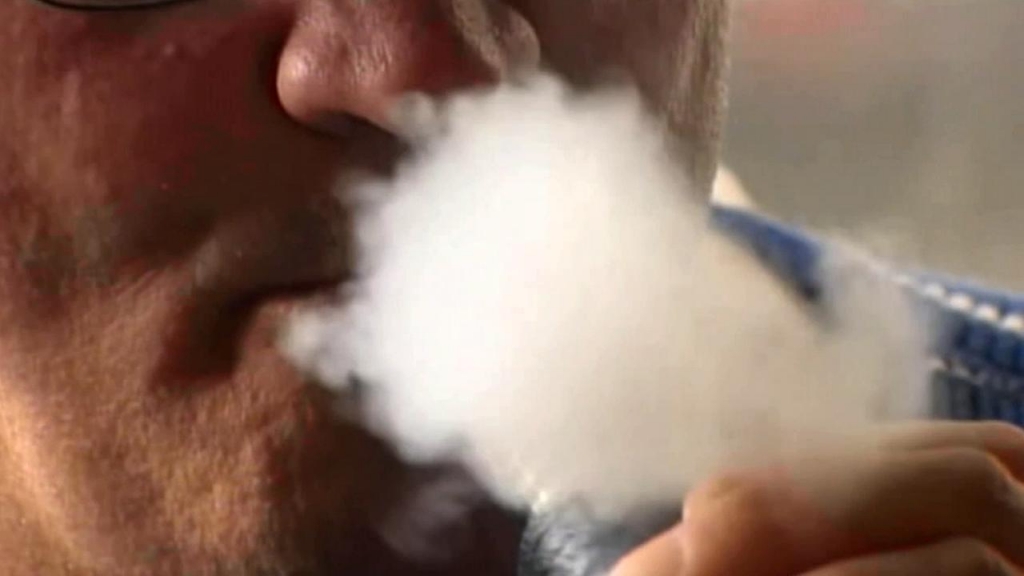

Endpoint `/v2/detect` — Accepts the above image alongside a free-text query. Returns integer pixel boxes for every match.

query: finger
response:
[793,447,1024,568]
[800,538,1021,576]
[610,528,683,576]
[880,421,1024,481]
[681,447,1024,576]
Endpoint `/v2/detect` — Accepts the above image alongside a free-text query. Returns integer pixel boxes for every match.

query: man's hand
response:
[612,422,1024,575]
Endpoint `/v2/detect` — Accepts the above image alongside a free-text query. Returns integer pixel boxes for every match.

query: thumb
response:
[610,527,684,576]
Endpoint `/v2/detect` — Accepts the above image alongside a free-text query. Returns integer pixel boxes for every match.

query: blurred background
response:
[723,0,1024,288]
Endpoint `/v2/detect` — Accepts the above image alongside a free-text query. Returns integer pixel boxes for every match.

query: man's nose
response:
[277,0,539,135]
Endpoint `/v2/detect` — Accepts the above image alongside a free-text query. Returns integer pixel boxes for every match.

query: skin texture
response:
[0,0,729,574]
[612,422,1024,576]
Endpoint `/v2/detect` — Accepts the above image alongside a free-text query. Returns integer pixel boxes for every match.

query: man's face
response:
[0,0,726,573]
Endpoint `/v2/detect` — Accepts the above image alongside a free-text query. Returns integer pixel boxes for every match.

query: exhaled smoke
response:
[283,74,929,531]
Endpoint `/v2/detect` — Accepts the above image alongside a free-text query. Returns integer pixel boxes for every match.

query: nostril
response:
[336,117,411,180]
[304,111,356,139]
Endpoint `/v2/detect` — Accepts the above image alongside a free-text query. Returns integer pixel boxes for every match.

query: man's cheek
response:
[1,200,145,312]
[0,200,74,311]
[506,0,614,83]
[510,0,691,80]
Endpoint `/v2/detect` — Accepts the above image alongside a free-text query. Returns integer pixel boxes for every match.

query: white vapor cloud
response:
[283,74,930,533]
